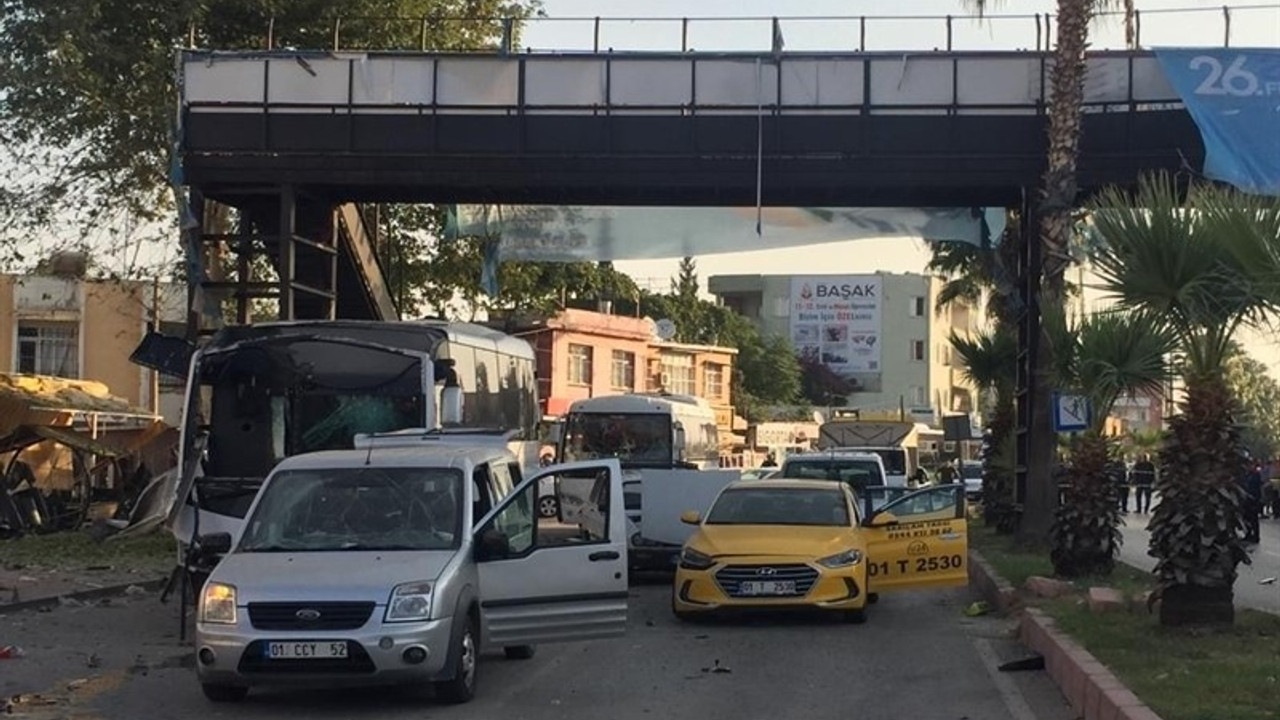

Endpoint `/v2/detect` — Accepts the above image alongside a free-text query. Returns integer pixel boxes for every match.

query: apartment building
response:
[498,308,739,436]
[708,272,980,425]
[0,273,188,426]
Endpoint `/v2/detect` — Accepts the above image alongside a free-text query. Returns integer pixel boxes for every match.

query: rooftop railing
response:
[182,4,1280,54]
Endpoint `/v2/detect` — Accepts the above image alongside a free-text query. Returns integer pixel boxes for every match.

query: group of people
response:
[1107,454,1278,545]
[1106,454,1158,514]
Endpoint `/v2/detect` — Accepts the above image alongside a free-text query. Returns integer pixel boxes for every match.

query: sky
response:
[520,0,1280,374]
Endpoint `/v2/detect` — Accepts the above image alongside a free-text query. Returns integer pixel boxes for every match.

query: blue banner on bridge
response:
[1155,48,1280,196]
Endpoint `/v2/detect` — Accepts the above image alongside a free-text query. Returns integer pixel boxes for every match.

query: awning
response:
[0,425,124,457]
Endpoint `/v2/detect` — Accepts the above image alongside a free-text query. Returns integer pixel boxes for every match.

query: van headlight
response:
[385,581,433,622]
[817,549,864,569]
[201,583,237,624]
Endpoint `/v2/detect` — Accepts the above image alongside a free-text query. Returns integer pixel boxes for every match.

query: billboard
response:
[789,275,883,375]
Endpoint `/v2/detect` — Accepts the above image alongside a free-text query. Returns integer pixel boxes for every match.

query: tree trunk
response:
[1151,375,1248,626]
[1020,0,1094,542]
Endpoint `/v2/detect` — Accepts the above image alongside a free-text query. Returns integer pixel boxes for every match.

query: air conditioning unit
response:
[659,372,671,387]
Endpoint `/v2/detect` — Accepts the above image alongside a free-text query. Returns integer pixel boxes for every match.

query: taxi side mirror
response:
[680,510,701,525]
[867,511,900,528]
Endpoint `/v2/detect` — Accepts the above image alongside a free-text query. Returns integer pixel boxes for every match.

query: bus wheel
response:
[537,495,559,518]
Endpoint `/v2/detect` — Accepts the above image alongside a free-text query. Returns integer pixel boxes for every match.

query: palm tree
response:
[950,329,1018,530]
[1044,308,1175,577]
[1088,172,1280,625]
[960,0,1130,542]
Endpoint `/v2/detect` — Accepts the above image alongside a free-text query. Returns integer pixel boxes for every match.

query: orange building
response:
[500,308,738,436]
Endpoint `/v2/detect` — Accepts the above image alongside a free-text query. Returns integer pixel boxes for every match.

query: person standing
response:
[1108,459,1130,514]
[1242,462,1263,544]
[1131,454,1156,514]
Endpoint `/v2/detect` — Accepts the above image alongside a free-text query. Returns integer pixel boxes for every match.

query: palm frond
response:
[950,329,1017,393]
[1086,172,1268,377]
[1074,310,1177,427]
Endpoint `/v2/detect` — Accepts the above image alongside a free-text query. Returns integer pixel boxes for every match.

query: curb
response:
[967,549,1165,720]
[0,577,169,616]
[967,549,1019,612]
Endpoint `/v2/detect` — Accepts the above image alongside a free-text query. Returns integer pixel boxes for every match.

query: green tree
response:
[795,348,856,407]
[0,0,539,275]
[1043,308,1175,577]
[639,259,800,421]
[1089,172,1280,625]
[1224,349,1280,461]
[950,328,1018,529]
[962,0,1131,543]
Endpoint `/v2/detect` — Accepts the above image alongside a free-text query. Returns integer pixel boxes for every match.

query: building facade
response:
[0,274,188,426]
[708,272,979,425]
[501,308,739,436]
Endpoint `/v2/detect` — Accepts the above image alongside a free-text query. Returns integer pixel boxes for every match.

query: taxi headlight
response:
[678,547,716,571]
[385,581,433,622]
[817,549,864,569]
[201,582,237,624]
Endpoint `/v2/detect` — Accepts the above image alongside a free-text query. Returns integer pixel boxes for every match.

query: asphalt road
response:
[4,579,1077,720]
[1117,512,1280,615]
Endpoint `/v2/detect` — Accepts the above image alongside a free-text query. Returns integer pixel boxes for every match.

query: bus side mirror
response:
[441,385,464,425]
[673,422,687,462]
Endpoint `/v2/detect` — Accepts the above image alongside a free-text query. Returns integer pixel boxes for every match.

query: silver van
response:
[193,444,625,704]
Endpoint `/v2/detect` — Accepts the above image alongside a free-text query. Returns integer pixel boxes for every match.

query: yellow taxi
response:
[671,480,967,623]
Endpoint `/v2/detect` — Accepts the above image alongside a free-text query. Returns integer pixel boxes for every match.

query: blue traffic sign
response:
[1051,392,1092,433]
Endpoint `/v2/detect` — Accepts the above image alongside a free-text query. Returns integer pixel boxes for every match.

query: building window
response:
[911,296,926,317]
[910,340,926,361]
[610,350,635,390]
[661,353,695,395]
[704,363,725,400]
[17,322,79,378]
[910,385,927,406]
[568,344,593,385]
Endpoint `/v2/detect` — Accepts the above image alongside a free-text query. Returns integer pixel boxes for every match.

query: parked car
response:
[193,443,625,705]
[672,480,969,622]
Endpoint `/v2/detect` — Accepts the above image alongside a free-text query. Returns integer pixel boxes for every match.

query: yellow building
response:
[0,273,187,425]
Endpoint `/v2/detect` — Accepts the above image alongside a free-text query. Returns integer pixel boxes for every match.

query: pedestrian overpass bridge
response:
[182,48,1199,209]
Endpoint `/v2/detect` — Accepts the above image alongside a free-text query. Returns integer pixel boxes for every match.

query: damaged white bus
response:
[149,321,539,546]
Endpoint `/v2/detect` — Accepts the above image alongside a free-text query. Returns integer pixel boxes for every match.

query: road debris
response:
[0,644,25,659]
[701,659,732,674]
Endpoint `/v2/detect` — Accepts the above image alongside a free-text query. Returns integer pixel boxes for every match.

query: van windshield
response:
[781,459,885,493]
[866,449,907,475]
[239,467,464,552]
[561,412,673,467]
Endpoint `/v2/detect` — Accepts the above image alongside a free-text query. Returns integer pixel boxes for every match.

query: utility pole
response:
[151,277,161,416]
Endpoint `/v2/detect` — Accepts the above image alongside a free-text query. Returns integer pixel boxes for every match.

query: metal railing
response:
[184,4,1280,54]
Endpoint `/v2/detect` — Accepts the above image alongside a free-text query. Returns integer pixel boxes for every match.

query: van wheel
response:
[433,617,478,704]
[537,495,559,518]
[503,645,536,660]
[201,684,249,703]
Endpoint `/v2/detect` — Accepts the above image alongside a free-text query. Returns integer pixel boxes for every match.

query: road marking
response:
[972,637,1042,720]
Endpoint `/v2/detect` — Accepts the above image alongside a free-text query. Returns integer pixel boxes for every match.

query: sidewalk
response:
[0,566,171,614]
[1,531,175,614]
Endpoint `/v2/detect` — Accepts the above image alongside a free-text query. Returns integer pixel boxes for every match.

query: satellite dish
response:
[812,410,826,425]
[655,318,677,341]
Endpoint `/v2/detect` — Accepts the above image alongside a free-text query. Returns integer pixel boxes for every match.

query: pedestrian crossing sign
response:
[1052,392,1091,433]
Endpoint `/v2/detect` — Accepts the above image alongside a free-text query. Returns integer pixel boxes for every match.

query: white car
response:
[193,444,626,705]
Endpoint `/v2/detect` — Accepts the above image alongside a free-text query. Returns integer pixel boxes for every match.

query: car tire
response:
[433,616,478,704]
[842,608,868,624]
[537,495,559,519]
[201,684,249,703]
[503,645,536,660]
